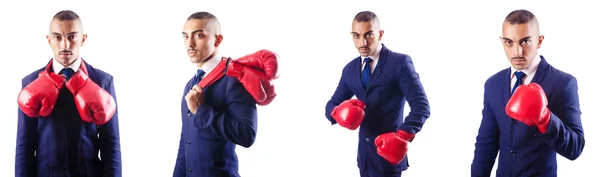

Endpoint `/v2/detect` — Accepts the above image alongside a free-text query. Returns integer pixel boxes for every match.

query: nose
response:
[187,38,195,48]
[512,45,523,57]
[59,38,69,49]
[362,37,368,46]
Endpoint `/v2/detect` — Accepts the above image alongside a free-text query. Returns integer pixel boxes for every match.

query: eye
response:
[504,41,513,45]
[67,35,76,40]
[54,36,62,40]
[520,40,530,45]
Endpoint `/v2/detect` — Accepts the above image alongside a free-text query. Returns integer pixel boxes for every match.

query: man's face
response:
[183,19,222,63]
[500,21,544,70]
[351,20,383,57]
[46,19,86,65]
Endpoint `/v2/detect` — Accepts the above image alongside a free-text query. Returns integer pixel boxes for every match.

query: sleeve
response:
[15,79,39,177]
[471,81,500,177]
[324,70,355,125]
[396,56,431,136]
[539,77,585,160]
[193,79,258,148]
[98,76,123,177]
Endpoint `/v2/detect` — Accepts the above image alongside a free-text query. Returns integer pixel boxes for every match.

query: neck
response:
[57,57,78,67]
[197,51,218,69]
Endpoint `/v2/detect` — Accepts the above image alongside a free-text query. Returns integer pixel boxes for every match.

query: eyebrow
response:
[502,36,532,42]
[51,32,78,36]
[182,29,205,35]
[351,30,374,35]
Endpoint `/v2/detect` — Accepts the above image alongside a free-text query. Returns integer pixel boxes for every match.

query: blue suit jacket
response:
[15,60,122,177]
[173,74,258,177]
[325,44,431,174]
[471,56,585,177]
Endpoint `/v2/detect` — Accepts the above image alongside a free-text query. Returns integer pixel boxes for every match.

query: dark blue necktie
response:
[193,69,206,85]
[59,68,75,80]
[511,71,526,95]
[361,58,372,88]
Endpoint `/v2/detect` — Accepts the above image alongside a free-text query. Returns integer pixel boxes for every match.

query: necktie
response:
[511,71,526,95]
[361,58,372,88]
[59,68,75,80]
[193,69,206,86]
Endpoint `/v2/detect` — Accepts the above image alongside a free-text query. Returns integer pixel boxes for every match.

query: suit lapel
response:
[502,69,511,105]
[365,45,388,92]
[82,59,98,82]
[531,56,549,84]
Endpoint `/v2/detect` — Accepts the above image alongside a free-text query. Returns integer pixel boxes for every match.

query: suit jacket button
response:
[65,140,70,144]
[187,113,191,117]
[365,138,370,142]
[510,120,517,126]
[186,141,191,145]
[510,150,516,155]
[188,168,192,173]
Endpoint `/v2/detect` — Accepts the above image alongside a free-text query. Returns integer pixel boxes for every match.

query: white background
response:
[0,0,598,176]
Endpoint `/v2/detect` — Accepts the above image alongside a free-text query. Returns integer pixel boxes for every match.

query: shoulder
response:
[86,63,115,83]
[547,64,576,83]
[21,67,45,86]
[383,47,414,66]
[342,57,361,72]
[484,68,510,88]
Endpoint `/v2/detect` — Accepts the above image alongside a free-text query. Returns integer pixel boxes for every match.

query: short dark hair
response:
[504,9,536,25]
[353,11,378,22]
[187,11,217,20]
[53,10,80,21]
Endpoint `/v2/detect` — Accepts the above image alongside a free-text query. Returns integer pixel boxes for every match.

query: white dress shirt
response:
[360,43,383,73]
[52,57,82,74]
[510,55,542,90]
[198,54,223,77]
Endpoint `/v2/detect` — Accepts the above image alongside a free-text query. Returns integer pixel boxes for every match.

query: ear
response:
[46,35,51,47]
[499,36,504,44]
[378,30,385,40]
[81,34,88,47]
[214,34,224,47]
[536,35,544,49]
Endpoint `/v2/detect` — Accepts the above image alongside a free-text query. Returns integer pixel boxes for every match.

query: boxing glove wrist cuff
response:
[537,109,552,134]
[396,130,415,141]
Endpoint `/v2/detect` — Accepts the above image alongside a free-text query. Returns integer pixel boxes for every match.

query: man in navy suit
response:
[471,9,585,177]
[325,11,431,177]
[173,11,279,177]
[15,10,122,177]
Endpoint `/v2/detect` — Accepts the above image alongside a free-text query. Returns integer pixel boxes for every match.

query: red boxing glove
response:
[225,50,280,106]
[375,130,415,164]
[65,63,116,125]
[330,99,366,130]
[505,83,551,133]
[17,69,66,117]
[233,49,279,80]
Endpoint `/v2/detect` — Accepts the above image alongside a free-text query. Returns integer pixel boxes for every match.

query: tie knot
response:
[364,57,372,64]
[196,69,206,78]
[59,68,75,79]
[514,71,526,80]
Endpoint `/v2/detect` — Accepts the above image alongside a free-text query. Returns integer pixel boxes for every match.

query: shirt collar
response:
[510,55,541,78]
[52,57,82,74]
[199,54,222,76]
